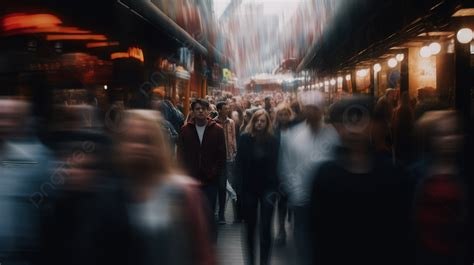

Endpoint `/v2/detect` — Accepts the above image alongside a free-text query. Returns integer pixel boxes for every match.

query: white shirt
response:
[195,124,206,145]
[279,122,340,207]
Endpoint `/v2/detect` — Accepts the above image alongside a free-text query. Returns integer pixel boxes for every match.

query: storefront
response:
[299,0,473,120]
[0,0,217,119]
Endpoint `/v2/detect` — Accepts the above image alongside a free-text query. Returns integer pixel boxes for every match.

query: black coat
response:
[310,159,416,265]
[235,133,279,195]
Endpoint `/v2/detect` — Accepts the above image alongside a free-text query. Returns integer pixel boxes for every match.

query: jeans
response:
[242,191,275,265]
[200,184,218,242]
[228,161,242,221]
[218,162,233,219]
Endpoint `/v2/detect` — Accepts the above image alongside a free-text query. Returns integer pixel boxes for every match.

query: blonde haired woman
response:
[236,109,279,265]
[90,110,215,265]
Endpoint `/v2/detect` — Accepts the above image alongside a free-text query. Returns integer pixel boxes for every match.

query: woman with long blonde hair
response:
[87,110,215,265]
[236,109,279,265]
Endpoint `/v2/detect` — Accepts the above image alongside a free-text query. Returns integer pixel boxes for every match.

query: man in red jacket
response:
[177,99,226,235]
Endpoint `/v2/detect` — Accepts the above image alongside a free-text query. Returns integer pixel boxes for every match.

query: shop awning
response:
[297,0,467,73]
[118,0,208,56]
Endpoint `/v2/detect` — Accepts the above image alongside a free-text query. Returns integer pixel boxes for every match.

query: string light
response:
[388,58,398,68]
[429,42,441,55]
[420,46,431,58]
[373,63,381,73]
[456,28,473,44]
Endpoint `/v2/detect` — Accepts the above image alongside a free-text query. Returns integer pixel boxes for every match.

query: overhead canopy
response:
[118,0,208,56]
[3,0,201,55]
[297,0,469,73]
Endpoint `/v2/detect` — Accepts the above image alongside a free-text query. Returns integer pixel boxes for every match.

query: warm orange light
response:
[86,41,120,48]
[111,47,144,63]
[2,13,62,31]
[111,52,130,60]
[128,47,144,62]
[3,26,90,36]
[46,34,107,41]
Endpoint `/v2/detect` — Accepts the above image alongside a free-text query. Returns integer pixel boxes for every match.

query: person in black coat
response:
[236,109,279,265]
[310,97,416,265]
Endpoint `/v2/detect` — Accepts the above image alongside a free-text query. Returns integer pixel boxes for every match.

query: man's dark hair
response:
[216,101,227,111]
[191,99,210,110]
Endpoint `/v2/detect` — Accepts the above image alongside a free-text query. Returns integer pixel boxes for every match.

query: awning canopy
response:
[297,0,469,73]
[118,0,208,56]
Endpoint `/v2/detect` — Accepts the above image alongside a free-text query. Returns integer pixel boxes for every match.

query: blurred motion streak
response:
[86,41,120,48]
[46,34,107,41]
[2,13,62,31]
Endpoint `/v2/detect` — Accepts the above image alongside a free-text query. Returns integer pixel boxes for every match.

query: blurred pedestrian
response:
[311,96,416,265]
[373,88,397,157]
[236,109,279,265]
[77,110,216,265]
[214,101,237,224]
[392,91,415,167]
[177,99,226,240]
[413,111,468,265]
[279,91,340,265]
[0,99,52,265]
[273,104,293,246]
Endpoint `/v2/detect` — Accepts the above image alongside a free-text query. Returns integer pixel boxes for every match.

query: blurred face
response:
[219,104,230,117]
[243,112,251,124]
[254,114,268,132]
[335,107,372,150]
[119,119,157,174]
[64,153,99,191]
[0,101,28,139]
[387,91,396,101]
[265,98,271,107]
[193,103,209,121]
[277,110,291,126]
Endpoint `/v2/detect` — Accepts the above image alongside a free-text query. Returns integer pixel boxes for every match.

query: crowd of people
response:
[0,86,470,265]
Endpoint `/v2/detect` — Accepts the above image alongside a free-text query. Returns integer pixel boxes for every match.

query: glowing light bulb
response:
[337,76,343,83]
[345,74,351,81]
[330,79,336,85]
[419,46,432,58]
[429,42,441,55]
[356,69,368,78]
[456,28,473,44]
[373,63,381,73]
[396,53,404,62]
[388,58,398,68]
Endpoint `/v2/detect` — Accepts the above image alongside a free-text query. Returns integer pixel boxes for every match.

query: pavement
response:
[216,202,296,265]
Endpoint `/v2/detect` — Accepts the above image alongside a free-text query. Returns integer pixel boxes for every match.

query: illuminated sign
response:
[223,68,232,81]
[2,13,62,31]
[128,47,144,62]
[47,34,107,41]
[86,41,119,48]
[110,47,144,63]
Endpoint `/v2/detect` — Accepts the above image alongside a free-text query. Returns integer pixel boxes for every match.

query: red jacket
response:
[177,118,226,185]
